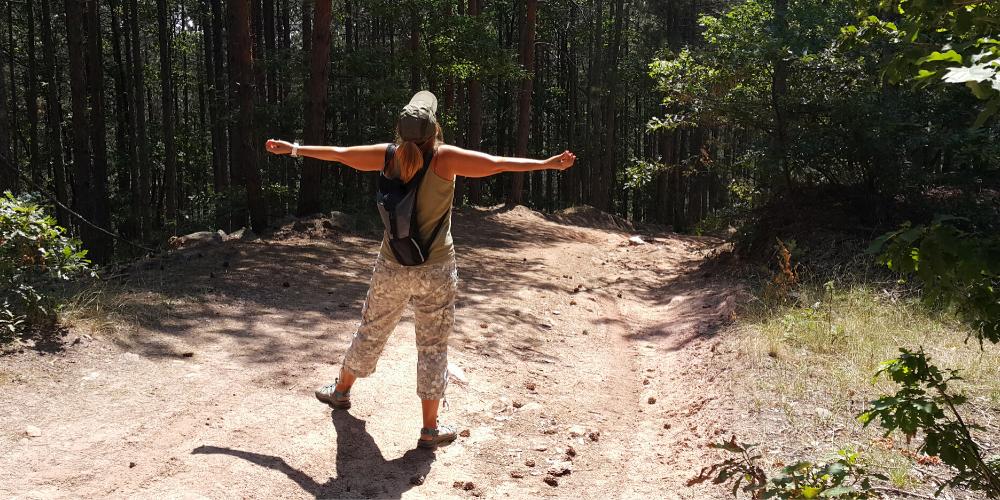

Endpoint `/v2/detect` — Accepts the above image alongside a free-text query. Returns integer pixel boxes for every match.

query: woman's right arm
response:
[265,140,390,172]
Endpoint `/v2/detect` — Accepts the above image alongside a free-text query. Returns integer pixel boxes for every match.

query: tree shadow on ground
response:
[1,323,72,356]
[192,411,436,499]
[76,204,724,368]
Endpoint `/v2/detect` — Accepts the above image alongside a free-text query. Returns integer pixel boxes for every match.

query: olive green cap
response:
[398,91,438,143]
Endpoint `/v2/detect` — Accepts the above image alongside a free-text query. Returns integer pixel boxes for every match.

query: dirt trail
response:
[1,205,744,499]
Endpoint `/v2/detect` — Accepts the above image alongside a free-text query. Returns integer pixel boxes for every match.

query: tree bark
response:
[86,0,112,259]
[41,0,70,229]
[297,0,332,217]
[409,3,420,92]
[588,0,603,208]
[598,0,624,213]
[26,0,40,186]
[465,0,483,205]
[65,0,103,260]
[0,21,12,195]
[229,0,268,233]
[511,0,536,205]
[6,0,17,176]
[772,0,791,190]
[110,0,130,200]
[130,0,152,239]
[157,0,177,222]
[264,0,277,105]
[210,0,228,189]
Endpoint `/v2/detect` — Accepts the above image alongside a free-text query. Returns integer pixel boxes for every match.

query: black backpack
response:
[376,144,449,266]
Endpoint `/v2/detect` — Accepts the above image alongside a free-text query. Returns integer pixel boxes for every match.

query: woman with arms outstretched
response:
[265,91,575,448]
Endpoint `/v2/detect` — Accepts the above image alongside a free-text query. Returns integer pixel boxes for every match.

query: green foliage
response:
[867,215,1000,344]
[648,0,998,197]
[0,192,91,342]
[689,437,885,499]
[865,217,1000,495]
[620,157,667,190]
[858,348,1000,495]
[844,0,999,128]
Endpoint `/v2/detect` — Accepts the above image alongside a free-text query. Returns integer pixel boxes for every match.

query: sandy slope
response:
[1,205,745,499]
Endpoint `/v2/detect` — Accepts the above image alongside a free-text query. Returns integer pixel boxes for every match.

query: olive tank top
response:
[379,151,455,266]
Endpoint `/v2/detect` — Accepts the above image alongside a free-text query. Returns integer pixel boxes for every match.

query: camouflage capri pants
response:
[341,254,457,400]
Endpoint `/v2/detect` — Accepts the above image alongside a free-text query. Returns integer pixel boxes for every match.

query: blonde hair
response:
[394,123,443,182]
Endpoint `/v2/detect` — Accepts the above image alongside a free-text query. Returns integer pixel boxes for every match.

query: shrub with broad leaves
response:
[1,192,91,342]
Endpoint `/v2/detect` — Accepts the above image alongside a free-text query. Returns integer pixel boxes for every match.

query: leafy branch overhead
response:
[844,0,1000,127]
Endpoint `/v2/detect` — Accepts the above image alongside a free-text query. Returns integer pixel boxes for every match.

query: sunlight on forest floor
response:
[726,281,1000,490]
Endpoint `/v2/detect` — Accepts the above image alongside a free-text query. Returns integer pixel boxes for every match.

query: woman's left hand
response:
[546,151,576,170]
[266,139,294,155]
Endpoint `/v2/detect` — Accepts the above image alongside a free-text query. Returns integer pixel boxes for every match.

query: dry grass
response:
[57,282,167,347]
[736,285,1000,400]
[723,280,1000,495]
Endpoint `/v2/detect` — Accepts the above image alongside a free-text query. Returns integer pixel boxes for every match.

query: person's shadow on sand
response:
[192,411,437,499]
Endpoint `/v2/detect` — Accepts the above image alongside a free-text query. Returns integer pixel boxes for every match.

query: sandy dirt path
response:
[1,205,743,499]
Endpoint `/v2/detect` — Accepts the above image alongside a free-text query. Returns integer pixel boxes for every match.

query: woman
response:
[266,91,575,448]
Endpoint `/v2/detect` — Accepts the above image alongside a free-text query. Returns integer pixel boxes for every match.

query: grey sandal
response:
[315,379,352,409]
[417,424,458,448]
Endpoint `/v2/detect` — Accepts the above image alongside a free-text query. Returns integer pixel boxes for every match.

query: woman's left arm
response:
[266,140,390,172]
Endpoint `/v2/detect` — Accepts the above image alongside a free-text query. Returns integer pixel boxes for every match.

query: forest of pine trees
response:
[1,0,997,264]
[0,0,743,264]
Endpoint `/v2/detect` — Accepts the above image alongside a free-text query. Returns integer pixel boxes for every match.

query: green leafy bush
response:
[859,348,1000,495]
[864,217,1000,496]
[689,437,885,499]
[0,192,91,342]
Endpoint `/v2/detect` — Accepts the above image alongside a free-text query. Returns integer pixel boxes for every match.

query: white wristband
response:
[291,142,299,157]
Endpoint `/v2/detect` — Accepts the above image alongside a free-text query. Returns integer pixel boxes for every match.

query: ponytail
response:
[394,123,444,183]
[395,141,424,183]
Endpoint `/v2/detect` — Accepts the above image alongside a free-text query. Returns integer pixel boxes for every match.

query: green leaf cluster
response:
[858,348,1000,495]
[844,0,1000,127]
[0,192,91,342]
[690,437,885,499]
[867,215,1000,344]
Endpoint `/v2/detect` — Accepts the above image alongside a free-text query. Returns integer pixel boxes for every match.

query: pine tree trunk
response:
[65,0,101,259]
[264,0,276,105]
[26,0,40,186]
[157,0,177,222]
[772,0,791,190]
[229,0,267,233]
[87,0,112,259]
[0,43,11,195]
[599,0,624,213]
[210,0,229,190]
[6,1,17,175]
[409,4,419,92]
[201,1,221,192]
[511,0,536,205]
[297,0,332,217]
[130,0,152,239]
[41,0,70,229]
[110,0,130,202]
[465,0,483,205]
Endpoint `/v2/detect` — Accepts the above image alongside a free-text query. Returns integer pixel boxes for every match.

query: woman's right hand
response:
[266,139,294,155]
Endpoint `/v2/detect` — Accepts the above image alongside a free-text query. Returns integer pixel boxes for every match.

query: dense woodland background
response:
[0,0,997,264]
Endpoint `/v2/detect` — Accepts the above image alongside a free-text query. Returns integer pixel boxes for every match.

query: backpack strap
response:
[381,144,398,176]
